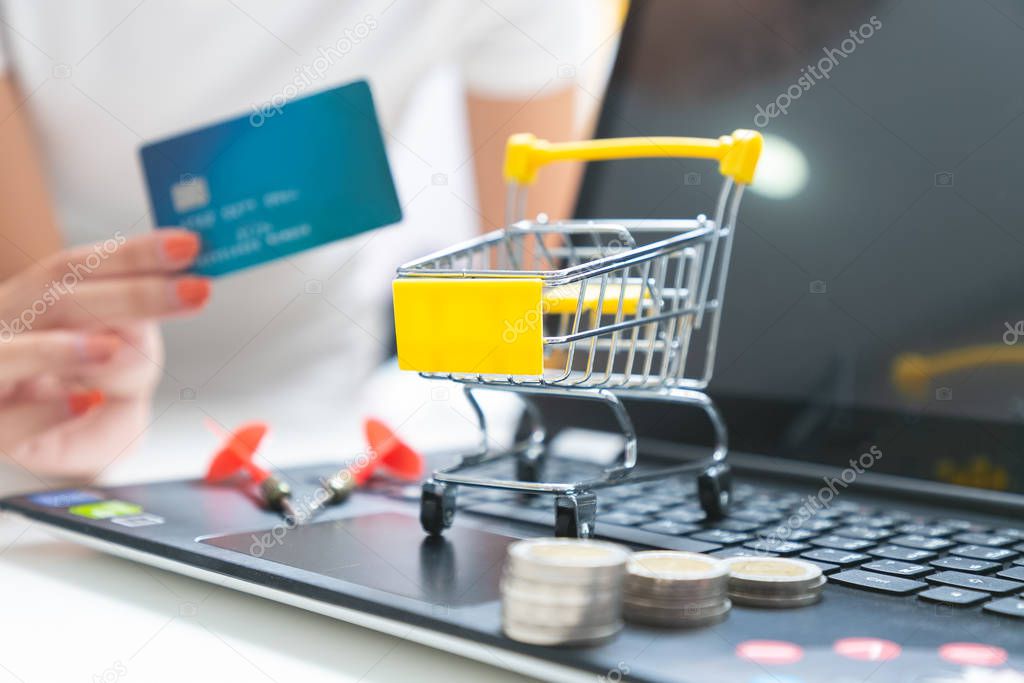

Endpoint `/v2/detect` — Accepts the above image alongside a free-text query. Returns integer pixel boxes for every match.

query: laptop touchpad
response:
[201,512,512,606]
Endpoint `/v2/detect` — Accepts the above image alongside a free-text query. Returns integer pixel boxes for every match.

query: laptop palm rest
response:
[201,512,510,607]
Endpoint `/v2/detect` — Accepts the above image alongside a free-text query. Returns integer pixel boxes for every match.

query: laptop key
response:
[601,487,640,501]
[888,534,955,551]
[804,518,838,531]
[995,528,1024,540]
[644,494,688,507]
[886,511,915,523]
[996,566,1024,582]
[951,545,1018,562]
[830,501,866,514]
[983,597,1024,619]
[830,569,927,595]
[918,586,990,606]
[937,518,987,532]
[953,532,1016,547]
[729,510,783,524]
[801,548,870,567]
[812,535,874,552]
[756,527,816,542]
[742,540,809,556]
[843,514,893,528]
[833,526,893,542]
[803,559,840,575]
[689,529,752,546]
[746,499,786,513]
[928,571,1024,596]
[639,519,700,536]
[659,509,707,524]
[861,560,932,578]
[709,519,762,533]
[930,556,1000,574]
[600,512,651,527]
[869,545,937,562]
[841,515,875,526]
[600,525,721,553]
[615,500,666,516]
[898,524,953,537]
[710,547,778,559]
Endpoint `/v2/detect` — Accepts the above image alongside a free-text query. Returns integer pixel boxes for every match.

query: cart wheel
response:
[698,464,732,521]
[554,492,597,538]
[420,480,457,536]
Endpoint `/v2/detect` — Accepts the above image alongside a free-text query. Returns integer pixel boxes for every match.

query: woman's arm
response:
[466,87,584,232]
[0,75,62,277]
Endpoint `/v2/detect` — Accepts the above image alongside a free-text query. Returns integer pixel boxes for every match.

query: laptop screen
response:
[575,0,1024,492]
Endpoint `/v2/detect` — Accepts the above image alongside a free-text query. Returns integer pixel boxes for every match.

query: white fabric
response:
[0,0,619,457]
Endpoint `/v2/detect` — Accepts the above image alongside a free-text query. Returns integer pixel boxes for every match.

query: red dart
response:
[204,420,271,484]
[356,417,424,485]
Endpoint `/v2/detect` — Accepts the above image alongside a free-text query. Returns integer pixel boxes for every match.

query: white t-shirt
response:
[0,1,619,453]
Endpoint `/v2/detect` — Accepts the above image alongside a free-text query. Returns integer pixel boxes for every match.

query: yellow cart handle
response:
[503,129,763,186]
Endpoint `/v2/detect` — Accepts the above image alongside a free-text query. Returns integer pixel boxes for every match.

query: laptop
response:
[4,1,1024,680]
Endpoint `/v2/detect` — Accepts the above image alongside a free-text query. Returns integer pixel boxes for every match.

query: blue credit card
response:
[140,80,402,276]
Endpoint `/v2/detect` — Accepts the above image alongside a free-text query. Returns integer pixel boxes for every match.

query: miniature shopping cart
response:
[393,130,762,537]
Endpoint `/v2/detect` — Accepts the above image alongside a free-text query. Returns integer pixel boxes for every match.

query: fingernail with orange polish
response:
[161,231,201,265]
[77,333,122,362]
[68,389,105,416]
[175,276,212,308]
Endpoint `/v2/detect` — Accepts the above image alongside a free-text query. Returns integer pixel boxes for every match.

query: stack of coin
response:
[723,556,825,608]
[622,551,732,627]
[501,538,629,646]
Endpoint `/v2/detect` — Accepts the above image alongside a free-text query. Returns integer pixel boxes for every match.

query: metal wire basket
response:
[393,130,762,537]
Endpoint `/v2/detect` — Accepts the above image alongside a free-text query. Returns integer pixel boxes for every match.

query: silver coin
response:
[501,581,621,609]
[728,574,827,598]
[623,581,728,601]
[506,538,630,583]
[621,552,732,628]
[727,589,823,608]
[502,616,623,646]
[623,600,731,621]
[627,551,729,583]
[500,576,620,605]
[503,566,624,591]
[723,556,822,582]
[625,571,726,588]
[623,552,729,609]
[623,599,732,628]
[625,571,726,587]
[622,593,728,611]
[724,556,824,608]
[502,597,620,627]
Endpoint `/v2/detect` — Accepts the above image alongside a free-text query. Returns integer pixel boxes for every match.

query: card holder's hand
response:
[2,323,165,479]
[0,229,210,329]
[0,230,210,478]
[0,327,116,475]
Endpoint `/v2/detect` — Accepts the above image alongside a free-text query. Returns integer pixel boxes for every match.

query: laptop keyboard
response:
[450,477,1024,619]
